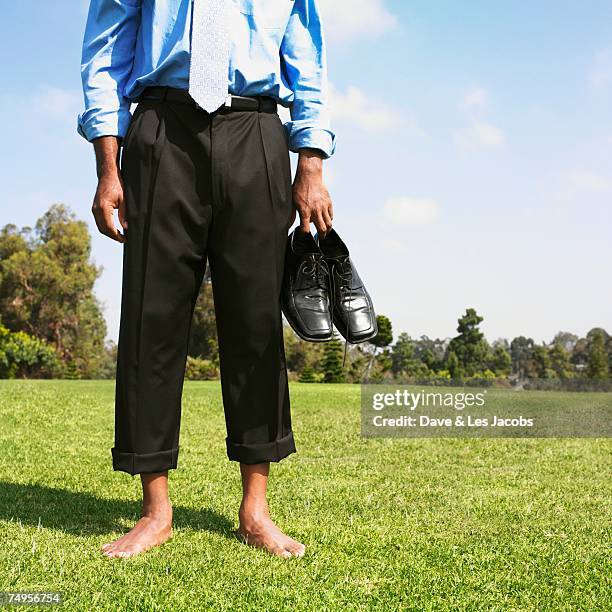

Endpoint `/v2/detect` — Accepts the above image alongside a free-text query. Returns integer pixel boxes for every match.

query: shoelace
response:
[331,259,353,368]
[304,254,354,370]
[301,256,329,292]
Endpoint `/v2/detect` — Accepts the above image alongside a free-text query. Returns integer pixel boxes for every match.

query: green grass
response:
[0,381,610,611]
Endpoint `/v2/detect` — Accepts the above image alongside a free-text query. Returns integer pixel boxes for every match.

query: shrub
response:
[0,324,59,378]
[299,366,317,383]
[185,356,219,381]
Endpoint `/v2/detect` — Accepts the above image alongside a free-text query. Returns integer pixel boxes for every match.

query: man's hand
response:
[92,136,127,243]
[292,149,333,238]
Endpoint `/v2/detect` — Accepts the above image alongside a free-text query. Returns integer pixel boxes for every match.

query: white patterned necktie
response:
[189,0,230,113]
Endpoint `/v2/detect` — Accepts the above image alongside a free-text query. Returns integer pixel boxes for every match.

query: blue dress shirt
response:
[78,0,336,157]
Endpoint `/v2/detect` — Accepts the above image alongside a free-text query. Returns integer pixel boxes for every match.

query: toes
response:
[108,549,132,559]
[282,535,306,557]
[275,548,292,559]
[285,542,306,558]
[105,550,122,559]
[293,544,306,558]
[114,551,130,558]
[102,543,133,559]
[235,526,305,559]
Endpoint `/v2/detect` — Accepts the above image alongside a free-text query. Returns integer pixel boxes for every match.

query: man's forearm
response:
[297,148,324,178]
[90,136,126,243]
[93,136,121,179]
[293,148,333,236]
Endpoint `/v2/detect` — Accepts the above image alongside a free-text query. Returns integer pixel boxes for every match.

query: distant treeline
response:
[1,205,610,390]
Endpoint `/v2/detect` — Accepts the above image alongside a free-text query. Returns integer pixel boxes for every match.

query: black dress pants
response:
[112,90,296,475]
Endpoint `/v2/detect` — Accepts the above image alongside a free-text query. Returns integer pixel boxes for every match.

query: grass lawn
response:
[0,380,610,611]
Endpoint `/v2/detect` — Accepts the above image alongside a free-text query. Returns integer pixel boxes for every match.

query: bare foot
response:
[238,503,305,558]
[102,504,173,559]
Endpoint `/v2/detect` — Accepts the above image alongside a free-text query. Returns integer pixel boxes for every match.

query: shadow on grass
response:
[0,481,234,537]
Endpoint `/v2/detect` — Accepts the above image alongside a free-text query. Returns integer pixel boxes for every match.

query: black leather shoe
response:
[316,229,377,343]
[281,229,333,342]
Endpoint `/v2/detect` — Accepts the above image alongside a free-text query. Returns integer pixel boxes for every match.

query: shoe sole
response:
[281,306,333,343]
[332,306,378,344]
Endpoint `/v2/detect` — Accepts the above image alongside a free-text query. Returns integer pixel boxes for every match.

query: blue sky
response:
[1,0,611,344]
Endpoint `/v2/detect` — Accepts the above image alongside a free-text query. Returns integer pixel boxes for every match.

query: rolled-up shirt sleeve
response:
[77,0,141,142]
[280,0,336,158]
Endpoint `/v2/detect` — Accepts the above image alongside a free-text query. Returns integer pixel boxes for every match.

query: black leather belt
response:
[138,86,278,113]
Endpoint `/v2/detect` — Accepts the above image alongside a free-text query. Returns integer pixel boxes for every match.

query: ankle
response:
[141,500,173,521]
[239,497,269,523]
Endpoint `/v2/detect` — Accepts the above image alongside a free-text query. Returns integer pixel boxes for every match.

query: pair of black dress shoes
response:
[281,228,378,344]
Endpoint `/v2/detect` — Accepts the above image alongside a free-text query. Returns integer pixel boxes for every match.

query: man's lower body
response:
[102,88,303,558]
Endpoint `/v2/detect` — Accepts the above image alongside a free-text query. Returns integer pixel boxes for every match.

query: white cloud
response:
[31,87,82,117]
[462,86,489,111]
[329,84,398,131]
[318,0,397,43]
[588,48,612,91]
[455,86,504,151]
[379,237,409,254]
[383,197,440,226]
[568,171,612,193]
[454,121,505,151]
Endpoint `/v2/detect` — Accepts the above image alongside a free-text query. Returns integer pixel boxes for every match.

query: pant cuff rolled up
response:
[226,432,296,464]
[111,447,179,475]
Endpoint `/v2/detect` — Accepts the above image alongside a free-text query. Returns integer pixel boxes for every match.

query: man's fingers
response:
[118,197,128,232]
[300,213,311,234]
[93,202,125,243]
[314,212,328,239]
[102,222,125,243]
[103,205,126,242]
[322,208,333,233]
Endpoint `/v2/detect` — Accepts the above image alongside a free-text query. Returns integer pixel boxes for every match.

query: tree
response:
[510,336,535,378]
[391,332,423,378]
[70,295,109,377]
[363,314,393,380]
[447,308,489,376]
[489,344,512,376]
[446,350,462,380]
[530,345,555,379]
[322,335,345,383]
[413,336,447,373]
[551,331,579,353]
[283,325,325,379]
[587,329,609,380]
[188,268,218,361]
[549,343,573,379]
[586,327,609,344]
[570,337,589,369]
[371,315,393,349]
[391,332,413,374]
[371,348,392,381]
[345,347,368,384]
[492,338,510,350]
[299,365,317,383]
[0,205,106,377]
